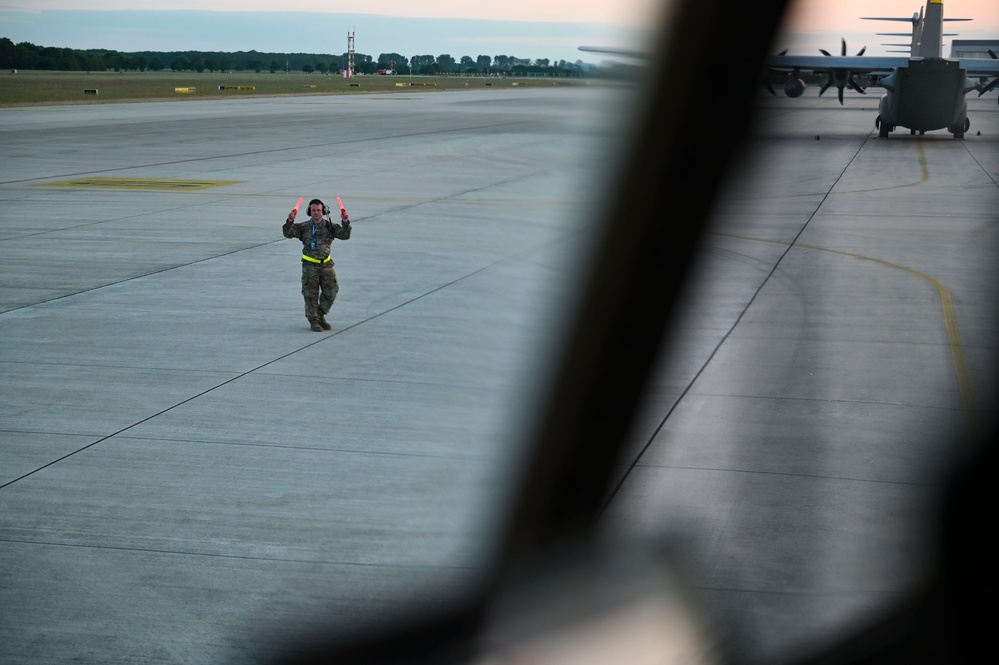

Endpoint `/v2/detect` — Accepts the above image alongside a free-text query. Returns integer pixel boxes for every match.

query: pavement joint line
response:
[0,119,536,186]
[0,370,258,491]
[0,537,480,569]
[0,426,480,461]
[600,133,872,516]
[114,436,484,461]
[959,138,999,189]
[0,198,261,243]
[356,170,551,224]
[35,177,243,191]
[629,463,933,487]
[0,238,287,315]
[683,391,964,412]
[693,586,890,598]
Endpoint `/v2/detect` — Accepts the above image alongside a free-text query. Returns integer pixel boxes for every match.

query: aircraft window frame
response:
[272,0,996,662]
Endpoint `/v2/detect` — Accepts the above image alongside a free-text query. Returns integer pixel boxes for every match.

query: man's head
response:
[308,199,327,222]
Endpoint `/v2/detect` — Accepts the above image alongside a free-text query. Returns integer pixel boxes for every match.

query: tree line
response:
[0,38,592,75]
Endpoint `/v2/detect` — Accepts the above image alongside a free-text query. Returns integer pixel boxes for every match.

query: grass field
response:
[0,70,586,106]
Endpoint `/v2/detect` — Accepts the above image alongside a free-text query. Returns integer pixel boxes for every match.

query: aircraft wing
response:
[766,54,905,75]
[961,58,999,77]
[768,55,999,77]
[962,58,999,96]
[578,45,650,60]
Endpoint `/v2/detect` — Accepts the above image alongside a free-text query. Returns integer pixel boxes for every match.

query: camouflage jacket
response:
[283,218,351,263]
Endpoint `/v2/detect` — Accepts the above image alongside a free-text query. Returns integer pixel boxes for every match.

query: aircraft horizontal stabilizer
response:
[577,46,649,60]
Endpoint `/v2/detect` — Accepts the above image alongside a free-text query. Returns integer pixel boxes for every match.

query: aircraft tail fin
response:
[862,2,972,59]
[920,0,943,58]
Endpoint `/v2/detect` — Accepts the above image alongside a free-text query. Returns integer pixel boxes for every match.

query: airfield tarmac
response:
[1,87,997,664]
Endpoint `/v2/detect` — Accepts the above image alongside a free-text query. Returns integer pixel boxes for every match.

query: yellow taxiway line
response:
[716,231,979,429]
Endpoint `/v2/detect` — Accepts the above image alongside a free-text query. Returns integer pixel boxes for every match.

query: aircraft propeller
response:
[764,49,788,95]
[979,51,999,99]
[818,37,866,58]
[818,38,868,104]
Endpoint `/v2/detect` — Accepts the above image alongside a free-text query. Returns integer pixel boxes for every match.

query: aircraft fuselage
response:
[877,58,970,134]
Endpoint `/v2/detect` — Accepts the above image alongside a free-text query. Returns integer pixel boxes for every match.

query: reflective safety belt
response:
[302,255,332,264]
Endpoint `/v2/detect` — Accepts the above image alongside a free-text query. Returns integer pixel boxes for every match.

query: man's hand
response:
[336,196,349,224]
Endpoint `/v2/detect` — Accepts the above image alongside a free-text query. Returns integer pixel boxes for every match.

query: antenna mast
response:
[344,30,355,78]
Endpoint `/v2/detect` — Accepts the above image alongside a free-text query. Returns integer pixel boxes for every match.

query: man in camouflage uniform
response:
[283,198,351,331]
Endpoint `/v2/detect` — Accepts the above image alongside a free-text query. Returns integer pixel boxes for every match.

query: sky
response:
[0,1,996,63]
[779,0,999,56]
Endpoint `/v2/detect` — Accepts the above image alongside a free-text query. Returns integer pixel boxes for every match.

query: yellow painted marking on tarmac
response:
[36,178,242,191]
[835,141,929,194]
[917,141,929,183]
[716,232,979,428]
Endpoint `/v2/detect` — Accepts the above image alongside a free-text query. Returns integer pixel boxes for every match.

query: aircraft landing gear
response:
[876,115,890,138]
[951,117,970,140]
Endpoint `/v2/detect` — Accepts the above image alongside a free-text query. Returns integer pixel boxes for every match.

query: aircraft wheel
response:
[952,118,969,139]
[879,122,890,139]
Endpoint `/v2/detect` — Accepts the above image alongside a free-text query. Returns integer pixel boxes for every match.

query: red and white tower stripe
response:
[344,31,356,78]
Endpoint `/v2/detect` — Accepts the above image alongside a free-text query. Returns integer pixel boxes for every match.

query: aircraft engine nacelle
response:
[784,77,807,98]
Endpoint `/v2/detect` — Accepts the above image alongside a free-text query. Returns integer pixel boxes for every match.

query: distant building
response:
[950,40,999,59]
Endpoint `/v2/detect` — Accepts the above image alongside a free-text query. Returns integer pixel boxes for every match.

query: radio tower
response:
[344,30,355,78]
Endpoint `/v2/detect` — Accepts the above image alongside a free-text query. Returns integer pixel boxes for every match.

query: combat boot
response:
[310,320,323,332]
[318,313,332,330]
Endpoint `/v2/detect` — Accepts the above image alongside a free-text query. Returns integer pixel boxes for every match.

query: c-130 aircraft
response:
[767,0,999,138]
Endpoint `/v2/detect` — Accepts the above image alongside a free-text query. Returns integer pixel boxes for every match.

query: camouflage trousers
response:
[301,262,339,323]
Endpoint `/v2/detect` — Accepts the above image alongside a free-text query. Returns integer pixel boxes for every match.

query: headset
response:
[307,199,331,216]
